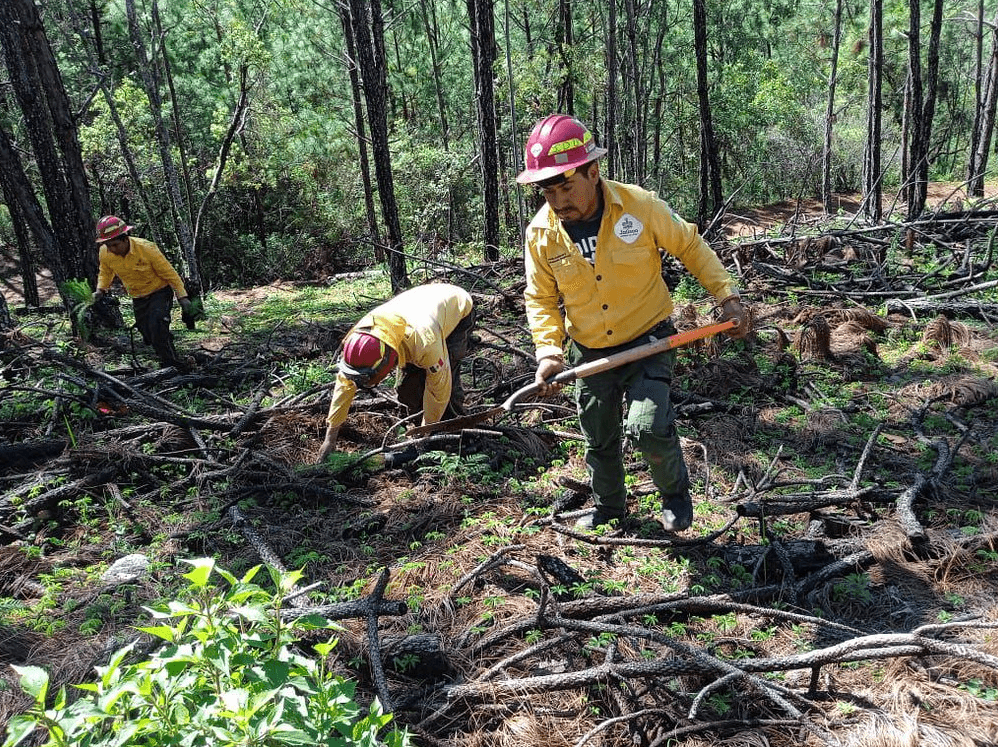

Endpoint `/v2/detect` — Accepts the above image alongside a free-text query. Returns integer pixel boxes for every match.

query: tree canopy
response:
[1,0,997,292]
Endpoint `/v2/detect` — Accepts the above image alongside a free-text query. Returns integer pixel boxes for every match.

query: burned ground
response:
[1,197,998,746]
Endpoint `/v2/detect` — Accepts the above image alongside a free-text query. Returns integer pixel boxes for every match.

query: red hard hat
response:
[516,114,608,185]
[340,331,398,386]
[96,215,133,243]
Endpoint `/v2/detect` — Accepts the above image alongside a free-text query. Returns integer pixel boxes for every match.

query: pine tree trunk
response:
[604,0,618,179]
[467,0,501,262]
[969,12,998,197]
[693,0,722,230]
[339,3,384,261]
[822,0,843,213]
[0,0,98,306]
[862,0,883,223]
[349,0,409,291]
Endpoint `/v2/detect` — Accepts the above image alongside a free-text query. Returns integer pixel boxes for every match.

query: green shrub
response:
[5,558,411,747]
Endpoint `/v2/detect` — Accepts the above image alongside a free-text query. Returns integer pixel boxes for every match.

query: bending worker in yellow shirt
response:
[316,283,475,463]
[516,114,750,532]
[92,215,195,371]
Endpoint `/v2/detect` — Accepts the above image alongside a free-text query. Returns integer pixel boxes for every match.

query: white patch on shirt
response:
[613,213,644,244]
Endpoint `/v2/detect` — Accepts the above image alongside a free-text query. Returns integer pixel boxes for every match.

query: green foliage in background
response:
[3,559,411,747]
[31,0,998,286]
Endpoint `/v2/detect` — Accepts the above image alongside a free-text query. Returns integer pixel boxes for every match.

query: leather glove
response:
[719,297,751,339]
[534,355,565,397]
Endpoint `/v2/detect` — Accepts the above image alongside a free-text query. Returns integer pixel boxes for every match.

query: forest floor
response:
[1,185,998,747]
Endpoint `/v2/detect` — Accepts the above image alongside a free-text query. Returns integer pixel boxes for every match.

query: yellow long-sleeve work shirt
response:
[524,179,738,360]
[325,283,474,429]
[96,236,187,299]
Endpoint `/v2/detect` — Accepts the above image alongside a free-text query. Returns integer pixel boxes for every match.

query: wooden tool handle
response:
[502,318,737,409]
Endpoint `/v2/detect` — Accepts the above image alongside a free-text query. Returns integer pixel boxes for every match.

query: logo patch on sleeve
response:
[613,213,643,244]
[428,357,445,373]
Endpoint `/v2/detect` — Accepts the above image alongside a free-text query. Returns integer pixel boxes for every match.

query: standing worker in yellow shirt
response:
[516,114,750,532]
[92,215,196,371]
[316,283,475,463]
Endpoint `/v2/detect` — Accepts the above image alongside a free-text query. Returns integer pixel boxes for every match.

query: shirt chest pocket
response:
[612,245,655,288]
[131,258,152,275]
[549,255,588,294]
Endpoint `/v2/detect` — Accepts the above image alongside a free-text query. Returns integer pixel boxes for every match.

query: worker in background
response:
[516,114,750,532]
[92,215,196,372]
[316,282,475,462]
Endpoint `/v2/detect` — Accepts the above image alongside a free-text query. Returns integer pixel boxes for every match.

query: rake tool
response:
[406,318,738,437]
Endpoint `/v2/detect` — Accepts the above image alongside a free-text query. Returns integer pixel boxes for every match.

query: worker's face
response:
[539,163,601,223]
[105,235,130,256]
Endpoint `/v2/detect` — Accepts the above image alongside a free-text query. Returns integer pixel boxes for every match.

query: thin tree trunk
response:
[555,0,574,113]
[0,126,79,310]
[419,0,449,150]
[904,0,924,218]
[605,0,618,179]
[822,0,843,213]
[62,1,161,245]
[0,162,39,307]
[969,10,998,196]
[967,0,985,195]
[862,0,883,223]
[905,0,943,220]
[503,0,525,238]
[124,0,200,296]
[192,64,250,260]
[623,0,640,182]
[693,0,722,230]
[153,2,195,231]
[339,2,383,261]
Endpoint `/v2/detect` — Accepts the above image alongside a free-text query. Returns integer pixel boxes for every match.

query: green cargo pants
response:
[568,319,690,516]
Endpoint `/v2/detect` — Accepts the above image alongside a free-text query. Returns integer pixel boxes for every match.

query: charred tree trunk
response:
[502,0,525,242]
[349,0,408,291]
[968,8,998,197]
[466,0,501,262]
[604,0,618,179]
[0,156,39,308]
[905,0,943,220]
[339,2,383,262]
[555,0,574,113]
[822,0,843,213]
[862,0,884,224]
[693,0,722,231]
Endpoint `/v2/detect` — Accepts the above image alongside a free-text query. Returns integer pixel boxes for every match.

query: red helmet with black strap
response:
[516,114,608,185]
[339,331,398,386]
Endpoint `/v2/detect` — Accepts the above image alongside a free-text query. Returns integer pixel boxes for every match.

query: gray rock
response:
[100,553,150,587]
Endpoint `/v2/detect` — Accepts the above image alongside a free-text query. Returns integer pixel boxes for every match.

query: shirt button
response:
[595,275,602,281]
[602,304,608,310]
[607,330,613,336]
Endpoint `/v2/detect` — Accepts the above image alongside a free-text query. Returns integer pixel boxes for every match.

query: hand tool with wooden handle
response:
[406,318,738,437]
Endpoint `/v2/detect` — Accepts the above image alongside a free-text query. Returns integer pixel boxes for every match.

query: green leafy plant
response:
[60,279,95,341]
[4,558,411,747]
[831,572,873,603]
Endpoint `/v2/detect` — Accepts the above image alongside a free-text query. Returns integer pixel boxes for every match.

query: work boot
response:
[575,508,627,531]
[660,493,693,532]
